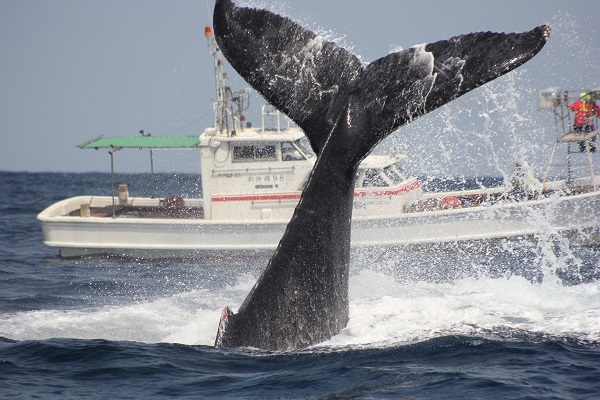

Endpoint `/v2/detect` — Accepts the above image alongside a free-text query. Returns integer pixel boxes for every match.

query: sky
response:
[1,0,599,178]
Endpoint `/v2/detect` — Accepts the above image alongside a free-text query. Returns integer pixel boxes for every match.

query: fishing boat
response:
[37,29,600,258]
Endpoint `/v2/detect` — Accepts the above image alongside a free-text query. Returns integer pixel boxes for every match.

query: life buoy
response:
[441,196,462,209]
[163,195,185,210]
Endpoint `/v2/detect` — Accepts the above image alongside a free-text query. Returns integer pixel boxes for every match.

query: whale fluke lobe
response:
[213,0,363,154]
[213,0,549,350]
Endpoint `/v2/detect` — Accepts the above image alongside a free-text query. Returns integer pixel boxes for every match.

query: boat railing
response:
[212,166,296,175]
[540,88,599,190]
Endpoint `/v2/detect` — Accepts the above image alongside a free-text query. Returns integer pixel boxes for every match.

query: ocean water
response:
[1,171,600,399]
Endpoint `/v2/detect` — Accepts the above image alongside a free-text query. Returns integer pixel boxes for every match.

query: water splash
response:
[2,266,598,348]
[373,10,599,285]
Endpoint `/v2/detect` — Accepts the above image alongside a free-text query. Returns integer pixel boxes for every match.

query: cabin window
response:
[393,162,406,175]
[281,141,304,161]
[383,165,404,185]
[255,145,277,159]
[295,138,315,158]
[363,168,389,187]
[233,145,277,162]
[233,146,255,160]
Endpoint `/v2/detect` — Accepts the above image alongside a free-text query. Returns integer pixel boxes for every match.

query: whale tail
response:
[213,0,549,350]
[214,0,549,157]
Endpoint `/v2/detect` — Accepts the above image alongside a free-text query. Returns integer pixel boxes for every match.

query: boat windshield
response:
[383,165,405,185]
[393,161,406,175]
[282,141,304,161]
[363,168,389,187]
[295,138,316,158]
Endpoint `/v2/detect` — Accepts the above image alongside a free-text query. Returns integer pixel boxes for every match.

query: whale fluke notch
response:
[213,0,549,350]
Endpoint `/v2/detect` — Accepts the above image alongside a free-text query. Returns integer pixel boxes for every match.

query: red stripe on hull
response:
[212,180,421,202]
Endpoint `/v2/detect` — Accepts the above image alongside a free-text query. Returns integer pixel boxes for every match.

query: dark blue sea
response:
[1,171,600,399]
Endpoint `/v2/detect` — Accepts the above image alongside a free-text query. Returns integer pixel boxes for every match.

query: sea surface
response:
[1,171,600,399]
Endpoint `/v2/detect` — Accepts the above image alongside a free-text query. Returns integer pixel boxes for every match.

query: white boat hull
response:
[38,188,600,259]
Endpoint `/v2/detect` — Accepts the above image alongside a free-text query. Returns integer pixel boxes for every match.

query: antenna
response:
[205,0,213,26]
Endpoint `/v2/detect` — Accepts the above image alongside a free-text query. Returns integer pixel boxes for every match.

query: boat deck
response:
[74,185,599,219]
[72,205,205,219]
[405,184,598,213]
[557,130,598,142]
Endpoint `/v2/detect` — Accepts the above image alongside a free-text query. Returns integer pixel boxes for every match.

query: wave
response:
[1,334,599,399]
[2,270,598,347]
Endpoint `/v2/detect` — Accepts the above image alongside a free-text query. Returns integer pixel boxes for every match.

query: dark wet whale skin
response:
[213,0,549,350]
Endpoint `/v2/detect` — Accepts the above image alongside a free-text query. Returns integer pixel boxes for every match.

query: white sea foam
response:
[0,273,257,345]
[1,269,598,347]
[331,269,600,347]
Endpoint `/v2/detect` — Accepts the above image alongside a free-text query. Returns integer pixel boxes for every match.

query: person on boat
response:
[509,162,542,201]
[568,92,600,153]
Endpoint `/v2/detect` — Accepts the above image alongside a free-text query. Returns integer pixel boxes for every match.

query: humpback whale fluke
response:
[213,0,549,350]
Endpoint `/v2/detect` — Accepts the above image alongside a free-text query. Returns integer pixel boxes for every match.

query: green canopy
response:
[78,135,200,150]
[587,90,600,101]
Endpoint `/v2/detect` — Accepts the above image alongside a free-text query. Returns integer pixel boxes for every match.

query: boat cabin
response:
[78,111,422,222]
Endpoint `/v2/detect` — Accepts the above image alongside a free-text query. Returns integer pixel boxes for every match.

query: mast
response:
[204,25,250,136]
[540,88,598,190]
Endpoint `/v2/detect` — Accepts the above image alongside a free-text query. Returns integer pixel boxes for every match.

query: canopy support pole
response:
[109,147,116,218]
[150,149,156,198]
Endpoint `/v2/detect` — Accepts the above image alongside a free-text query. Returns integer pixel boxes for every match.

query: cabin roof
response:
[78,135,201,150]
[201,127,306,143]
[359,154,407,169]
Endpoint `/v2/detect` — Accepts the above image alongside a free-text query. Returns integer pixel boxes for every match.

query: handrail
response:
[212,166,296,175]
